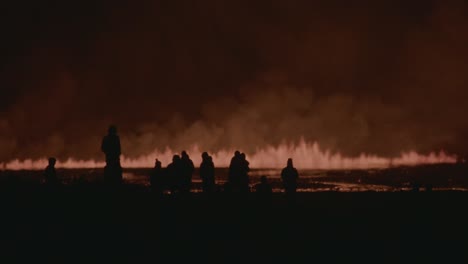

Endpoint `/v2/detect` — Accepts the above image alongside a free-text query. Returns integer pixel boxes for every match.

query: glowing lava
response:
[1,140,457,170]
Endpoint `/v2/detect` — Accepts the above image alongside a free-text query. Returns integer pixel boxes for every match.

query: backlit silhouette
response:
[167,155,182,194]
[200,152,216,193]
[101,125,122,185]
[180,151,194,193]
[281,158,299,194]
[150,159,164,194]
[227,151,241,191]
[44,157,59,186]
[227,151,250,192]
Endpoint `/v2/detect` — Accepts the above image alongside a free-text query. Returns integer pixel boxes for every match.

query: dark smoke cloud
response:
[1,0,467,162]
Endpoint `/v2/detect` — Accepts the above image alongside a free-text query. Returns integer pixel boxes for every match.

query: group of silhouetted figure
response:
[151,151,196,194]
[43,126,300,195]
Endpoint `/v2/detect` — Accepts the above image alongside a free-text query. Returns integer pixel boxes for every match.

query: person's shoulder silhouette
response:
[208,155,214,167]
[239,153,250,173]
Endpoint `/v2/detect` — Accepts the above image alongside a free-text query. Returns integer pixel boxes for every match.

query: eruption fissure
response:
[1,140,456,171]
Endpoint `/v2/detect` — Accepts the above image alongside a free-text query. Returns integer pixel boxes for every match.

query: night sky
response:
[1,0,467,162]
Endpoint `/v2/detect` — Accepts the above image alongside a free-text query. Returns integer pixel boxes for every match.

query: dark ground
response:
[2,163,468,192]
[1,184,468,263]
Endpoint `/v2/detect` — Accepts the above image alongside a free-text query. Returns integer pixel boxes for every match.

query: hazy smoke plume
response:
[0,0,467,165]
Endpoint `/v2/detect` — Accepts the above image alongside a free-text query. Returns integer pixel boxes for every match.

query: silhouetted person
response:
[180,151,194,193]
[150,159,164,194]
[167,155,182,194]
[281,158,299,194]
[226,151,250,192]
[101,125,121,164]
[228,151,241,188]
[255,176,272,195]
[200,152,215,193]
[44,157,59,186]
[101,125,122,185]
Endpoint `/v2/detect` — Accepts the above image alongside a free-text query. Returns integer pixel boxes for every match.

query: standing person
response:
[44,157,59,186]
[167,155,182,194]
[180,151,195,193]
[227,151,241,192]
[101,125,122,185]
[150,159,164,194]
[281,158,299,194]
[228,151,241,181]
[200,152,215,193]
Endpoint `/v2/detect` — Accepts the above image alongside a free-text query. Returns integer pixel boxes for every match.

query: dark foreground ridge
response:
[2,125,467,262]
[1,185,468,263]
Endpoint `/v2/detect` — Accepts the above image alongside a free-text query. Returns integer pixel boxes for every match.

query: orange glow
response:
[1,140,456,170]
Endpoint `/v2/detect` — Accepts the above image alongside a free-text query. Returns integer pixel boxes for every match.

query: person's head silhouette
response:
[155,159,162,168]
[108,125,117,135]
[287,158,293,167]
[202,152,209,160]
[48,157,56,167]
